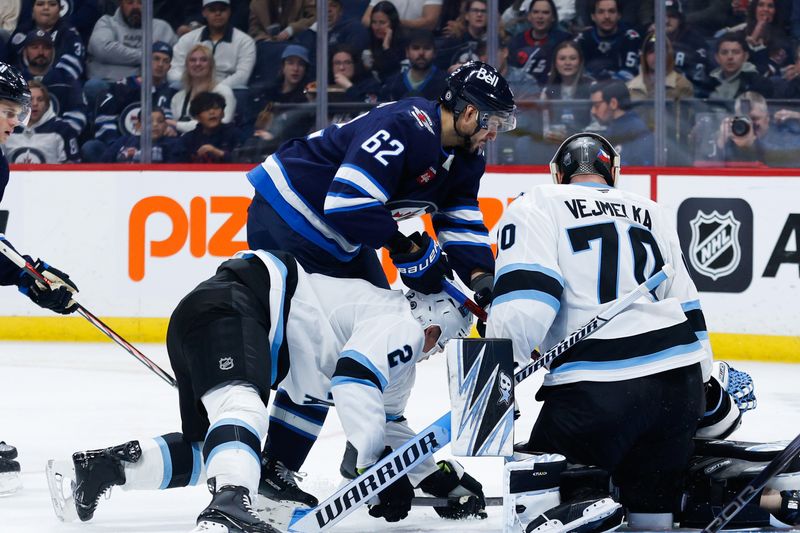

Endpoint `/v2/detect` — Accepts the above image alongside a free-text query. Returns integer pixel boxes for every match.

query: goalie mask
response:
[550,133,620,186]
[405,290,473,359]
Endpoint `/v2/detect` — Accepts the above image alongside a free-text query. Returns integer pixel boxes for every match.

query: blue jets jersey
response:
[246,98,494,283]
[0,151,24,286]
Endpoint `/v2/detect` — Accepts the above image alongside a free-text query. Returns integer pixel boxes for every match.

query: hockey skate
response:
[0,457,22,496]
[255,456,318,527]
[193,484,278,533]
[71,440,141,521]
[46,458,79,521]
[526,498,624,533]
[0,441,18,460]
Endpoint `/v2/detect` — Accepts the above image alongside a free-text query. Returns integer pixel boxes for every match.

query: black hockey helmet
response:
[440,61,516,132]
[550,132,620,186]
[0,61,31,126]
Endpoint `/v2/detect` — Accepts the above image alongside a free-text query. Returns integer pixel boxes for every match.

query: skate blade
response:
[0,471,22,496]
[190,521,233,532]
[45,459,78,521]
[255,494,311,529]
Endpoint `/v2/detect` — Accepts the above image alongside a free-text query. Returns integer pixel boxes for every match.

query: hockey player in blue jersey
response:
[244,60,516,511]
[0,61,79,495]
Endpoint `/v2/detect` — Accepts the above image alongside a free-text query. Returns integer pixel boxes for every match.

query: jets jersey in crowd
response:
[486,183,712,387]
[576,24,642,80]
[2,106,80,163]
[234,250,436,477]
[246,97,494,282]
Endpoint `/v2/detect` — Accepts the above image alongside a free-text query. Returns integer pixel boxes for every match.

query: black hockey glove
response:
[17,260,79,315]
[367,447,414,522]
[470,272,494,337]
[389,232,452,294]
[418,459,487,520]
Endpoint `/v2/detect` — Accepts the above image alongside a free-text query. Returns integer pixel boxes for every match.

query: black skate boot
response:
[0,441,18,460]
[258,457,318,508]
[526,497,624,533]
[0,457,22,495]
[774,490,800,526]
[195,484,278,533]
[72,440,141,521]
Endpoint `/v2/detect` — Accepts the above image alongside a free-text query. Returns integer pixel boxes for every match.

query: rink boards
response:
[0,164,797,362]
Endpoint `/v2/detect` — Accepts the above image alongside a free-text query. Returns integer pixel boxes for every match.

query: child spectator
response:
[1,80,80,163]
[102,108,181,163]
[379,29,447,101]
[8,0,85,82]
[177,91,242,163]
[171,44,236,134]
[248,0,316,42]
[362,0,442,31]
[170,0,256,90]
[363,0,408,81]
[82,41,177,162]
[508,0,570,86]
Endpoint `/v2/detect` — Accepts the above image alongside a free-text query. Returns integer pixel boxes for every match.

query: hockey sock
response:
[264,388,327,471]
[122,434,204,491]
[202,382,268,496]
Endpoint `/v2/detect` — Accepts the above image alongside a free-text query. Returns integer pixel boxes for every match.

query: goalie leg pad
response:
[503,451,567,532]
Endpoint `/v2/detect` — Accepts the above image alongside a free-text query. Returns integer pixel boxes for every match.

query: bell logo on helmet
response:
[475,67,499,87]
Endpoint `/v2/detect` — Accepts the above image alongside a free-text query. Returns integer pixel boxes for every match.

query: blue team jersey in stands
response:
[246,98,494,283]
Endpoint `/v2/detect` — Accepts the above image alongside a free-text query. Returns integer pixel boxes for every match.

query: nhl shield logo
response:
[688,210,741,280]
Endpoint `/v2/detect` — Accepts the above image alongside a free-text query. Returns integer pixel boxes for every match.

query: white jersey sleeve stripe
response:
[324,195,383,214]
[493,289,561,312]
[496,262,565,286]
[681,300,701,312]
[337,349,389,390]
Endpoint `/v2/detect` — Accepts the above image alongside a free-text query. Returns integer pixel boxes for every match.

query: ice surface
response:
[0,341,798,532]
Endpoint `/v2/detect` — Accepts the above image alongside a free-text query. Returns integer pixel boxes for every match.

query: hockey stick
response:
[0,237,178,388]
[702,431,800,533]
[412,495,503,507]
[287,265,674,532]
[441,278,487,321]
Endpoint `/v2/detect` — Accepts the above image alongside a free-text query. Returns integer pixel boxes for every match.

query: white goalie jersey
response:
[486,183,713,386]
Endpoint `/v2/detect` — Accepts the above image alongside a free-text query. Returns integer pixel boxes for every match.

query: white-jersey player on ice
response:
[47,250,483,532]
[487,133,711,532]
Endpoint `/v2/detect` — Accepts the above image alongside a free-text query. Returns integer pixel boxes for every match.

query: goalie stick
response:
[702,431,800,533]
[287,265,674,532]
[0,237,178,388]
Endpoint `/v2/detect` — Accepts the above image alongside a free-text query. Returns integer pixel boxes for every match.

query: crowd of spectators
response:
[3,0,800,165]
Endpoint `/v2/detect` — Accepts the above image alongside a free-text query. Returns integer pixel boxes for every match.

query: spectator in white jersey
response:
[170,0,256,90]
[1,80,80,163]
[487,132,710,532]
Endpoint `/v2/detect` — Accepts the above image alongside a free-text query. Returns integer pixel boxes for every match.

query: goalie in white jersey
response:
[48,250,481,532]
[487,133,711,531]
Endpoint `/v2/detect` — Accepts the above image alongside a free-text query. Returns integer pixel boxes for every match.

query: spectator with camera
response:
[248,0,316,42]
[380,29,447,101]
[170,0,255,91]
[8,0,85,83]
[1,80,80,163]
[589,79,654,165]
[705,32,773,99]
[713,91,800,166]
[176,90,243,163]
[17,29,87,136]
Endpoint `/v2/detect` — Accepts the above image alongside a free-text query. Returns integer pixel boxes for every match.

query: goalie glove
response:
[17,260,79,315]
[389,232,453,295]
[417,459,487,520]
[366,447,414,522]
